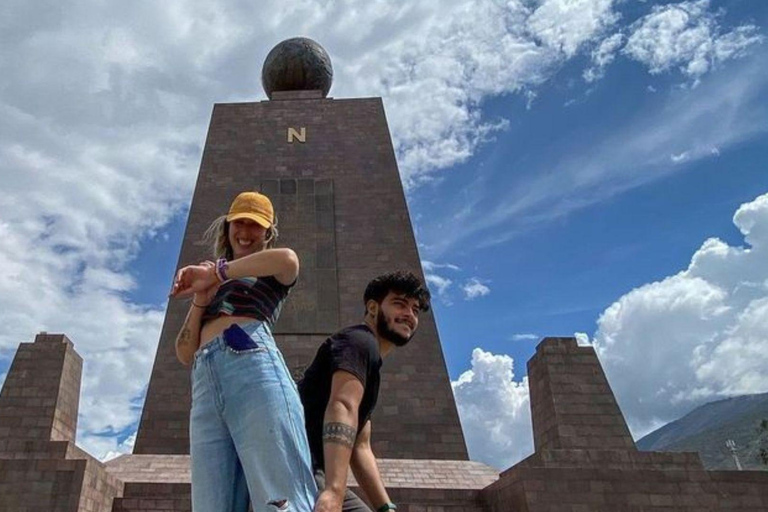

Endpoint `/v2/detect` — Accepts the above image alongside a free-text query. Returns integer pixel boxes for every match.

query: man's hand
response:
[313,488,344,512]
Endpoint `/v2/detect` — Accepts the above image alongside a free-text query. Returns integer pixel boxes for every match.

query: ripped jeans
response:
[190,321,317,511]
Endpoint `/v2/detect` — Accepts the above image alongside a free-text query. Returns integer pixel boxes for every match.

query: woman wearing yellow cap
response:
[171,191,317,511]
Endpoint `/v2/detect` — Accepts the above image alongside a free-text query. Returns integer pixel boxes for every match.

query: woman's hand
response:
[191,261,221,307]
[171,261,219,299]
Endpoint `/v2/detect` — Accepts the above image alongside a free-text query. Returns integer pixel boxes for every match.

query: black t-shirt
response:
[298,324,382,470]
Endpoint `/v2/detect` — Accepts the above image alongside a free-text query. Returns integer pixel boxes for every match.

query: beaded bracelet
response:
[215,258,229,283]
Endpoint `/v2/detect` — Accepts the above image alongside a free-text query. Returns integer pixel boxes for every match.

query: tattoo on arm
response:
[177,326,191,347]
[323,422,357,449]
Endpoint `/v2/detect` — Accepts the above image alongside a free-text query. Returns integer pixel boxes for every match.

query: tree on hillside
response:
[759,420,768,466]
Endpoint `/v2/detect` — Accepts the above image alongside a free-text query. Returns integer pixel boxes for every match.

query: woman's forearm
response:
[175,304,204,365]
[226,248,299,285]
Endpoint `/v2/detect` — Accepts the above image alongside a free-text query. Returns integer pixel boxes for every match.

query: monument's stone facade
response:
[134,89,468,462]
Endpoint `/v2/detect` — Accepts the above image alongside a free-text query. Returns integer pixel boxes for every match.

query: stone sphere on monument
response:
[261,37,333,99]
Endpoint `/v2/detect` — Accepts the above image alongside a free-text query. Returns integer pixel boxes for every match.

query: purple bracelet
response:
[215,258,229,282]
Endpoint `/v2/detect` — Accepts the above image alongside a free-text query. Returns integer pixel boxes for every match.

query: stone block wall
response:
[0,333,81,446]
[528,337,634,452]
[0,333,122,512]
[111,483,192,512]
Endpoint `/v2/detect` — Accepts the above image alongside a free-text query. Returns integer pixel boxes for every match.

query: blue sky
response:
[415,42,768,374]
[1,0,767,469]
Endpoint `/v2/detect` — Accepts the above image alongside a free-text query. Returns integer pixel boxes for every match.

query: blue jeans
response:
[190,321,317,511]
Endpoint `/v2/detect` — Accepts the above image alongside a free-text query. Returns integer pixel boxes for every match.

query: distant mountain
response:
[636,393,768,471]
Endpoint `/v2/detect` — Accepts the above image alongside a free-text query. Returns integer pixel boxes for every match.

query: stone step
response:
[106,458,499,512]
[112,482,191,512]
[111,483,488,512]
[510,448,705,472]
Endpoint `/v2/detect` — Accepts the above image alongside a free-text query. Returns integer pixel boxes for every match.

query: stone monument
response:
[133,36,468,461]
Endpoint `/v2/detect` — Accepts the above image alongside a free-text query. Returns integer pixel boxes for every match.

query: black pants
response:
[314,469,372,512]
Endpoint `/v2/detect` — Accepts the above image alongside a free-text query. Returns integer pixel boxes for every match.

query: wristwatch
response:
[376,504,397,512]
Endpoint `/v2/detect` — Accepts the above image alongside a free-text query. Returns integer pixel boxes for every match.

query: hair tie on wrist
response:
[191,301,206,309]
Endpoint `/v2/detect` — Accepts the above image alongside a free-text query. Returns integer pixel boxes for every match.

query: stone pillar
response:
[0,333,81,450]
[0,333,123,512]
[527,337,635,451]
[481,337,768,511]
[134,92,468,461]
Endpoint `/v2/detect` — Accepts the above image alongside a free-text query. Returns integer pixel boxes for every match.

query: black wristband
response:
[376,504,397,512]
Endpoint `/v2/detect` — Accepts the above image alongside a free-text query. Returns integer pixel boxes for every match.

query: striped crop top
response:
[201,276,294,328]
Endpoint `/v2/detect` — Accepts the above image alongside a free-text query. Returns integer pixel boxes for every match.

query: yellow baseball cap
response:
[226,192,274,228]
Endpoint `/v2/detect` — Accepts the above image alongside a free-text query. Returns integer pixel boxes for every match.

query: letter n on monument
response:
[134,39,468,461]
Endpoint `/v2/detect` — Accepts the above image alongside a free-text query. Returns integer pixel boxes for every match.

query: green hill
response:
[636,393,768,470]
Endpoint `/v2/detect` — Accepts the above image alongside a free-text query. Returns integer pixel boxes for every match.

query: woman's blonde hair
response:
[202,214,279,260]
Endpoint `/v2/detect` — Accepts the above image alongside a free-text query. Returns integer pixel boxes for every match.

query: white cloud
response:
[426,50,768,255]
[0,213,165,460]
[452,190,768,468]
[92,432,137,463]
[0,240,164,459]
[422,260,461,272]
[574,332,591,346]
[425,273,454,305]
[527,0,619,58]
[511,333,539,342]
[592,192,768,437]
[584,32,624,82]
[462,278,491,300]
[624,0,762,81]
[337,0,632,185]
[452,348,532,470]
[422,260,459,305]
[421,263,492,304]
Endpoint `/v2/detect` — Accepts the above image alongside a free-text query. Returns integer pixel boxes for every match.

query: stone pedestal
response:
[0,334,122,512]
[482,337,768,511]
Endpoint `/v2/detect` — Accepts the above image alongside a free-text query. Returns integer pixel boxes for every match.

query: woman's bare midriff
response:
[200,315,263,348]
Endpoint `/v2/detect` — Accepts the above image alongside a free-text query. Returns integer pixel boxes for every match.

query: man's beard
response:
[376,309,412,347]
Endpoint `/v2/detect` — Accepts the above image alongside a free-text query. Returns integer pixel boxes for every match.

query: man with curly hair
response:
[298,271,432,512]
